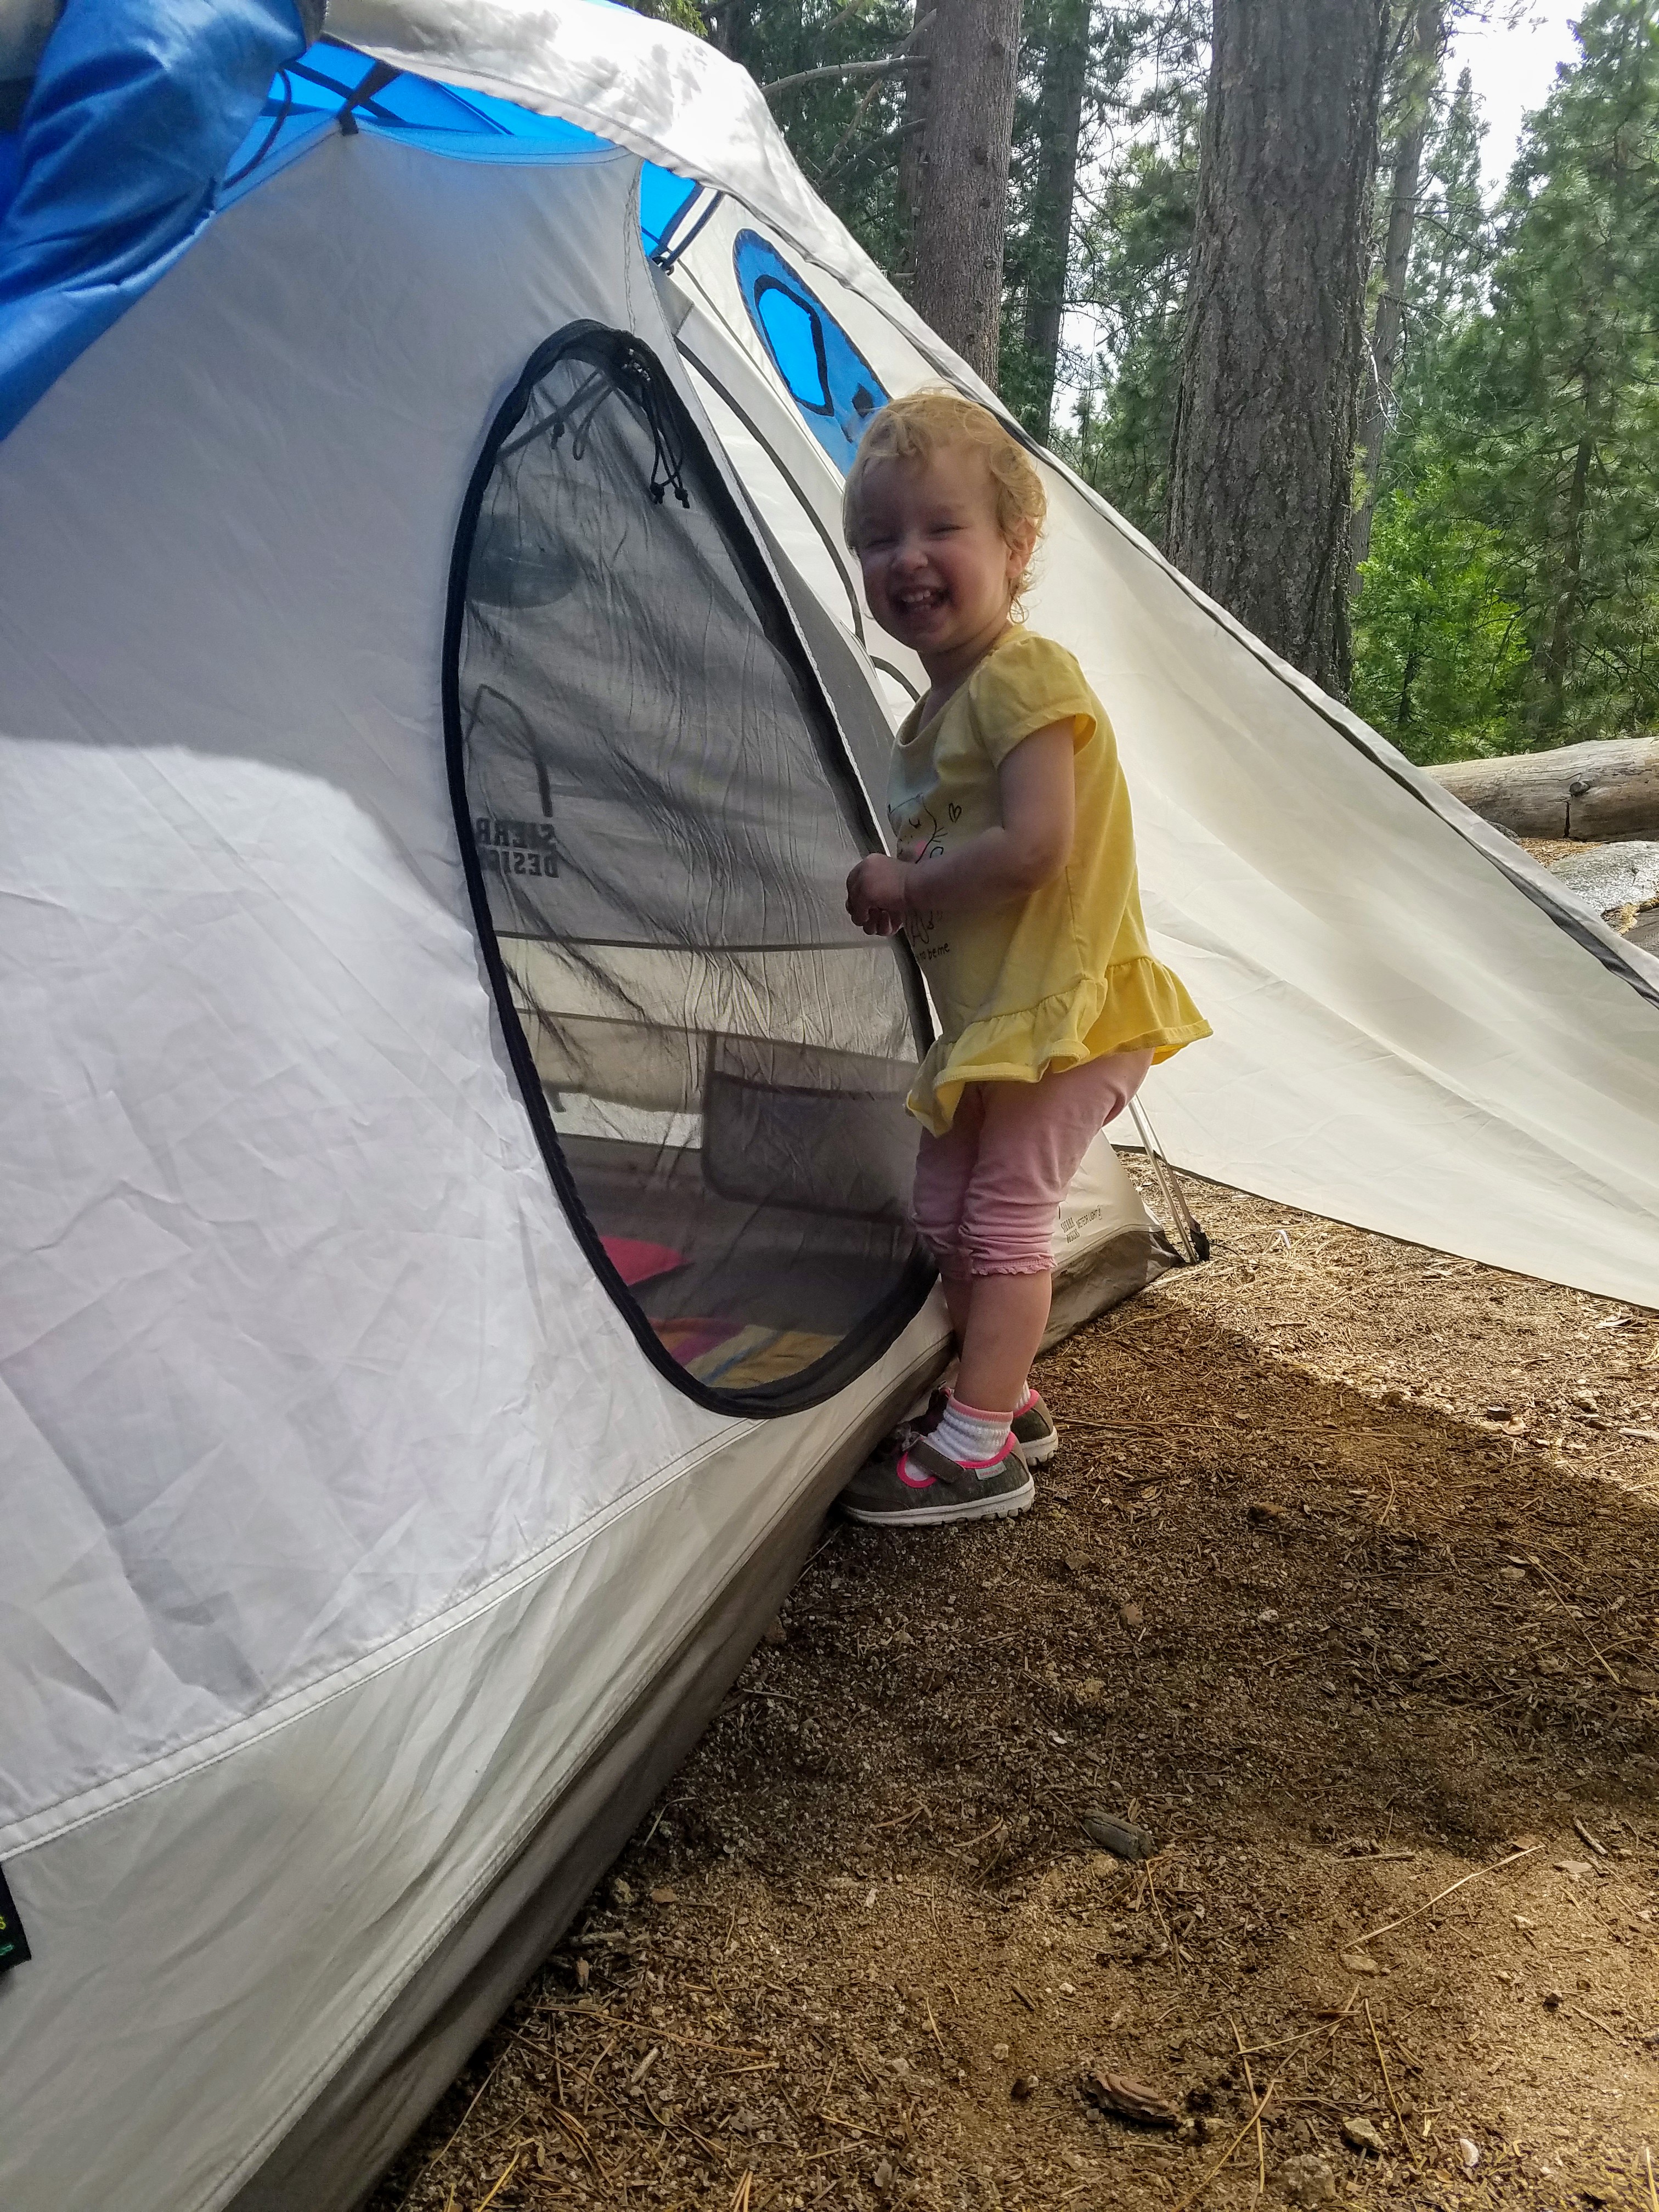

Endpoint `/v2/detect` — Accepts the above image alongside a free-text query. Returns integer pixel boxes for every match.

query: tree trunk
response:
[1019,0,1091,442]
[1350,0,1444,588]
[1165,0,1389,697]
[910,0,1023,386]
[898,0,933,281]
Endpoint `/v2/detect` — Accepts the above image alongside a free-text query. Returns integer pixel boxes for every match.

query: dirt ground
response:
[370,1173,1659,2212]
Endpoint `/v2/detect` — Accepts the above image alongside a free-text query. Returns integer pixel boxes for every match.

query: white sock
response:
[930,1393,1013,1468]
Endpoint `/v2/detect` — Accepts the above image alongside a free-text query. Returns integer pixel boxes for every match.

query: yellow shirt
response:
[889,629,1210,1135]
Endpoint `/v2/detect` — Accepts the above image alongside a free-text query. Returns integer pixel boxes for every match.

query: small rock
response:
[1542,1989,1562,2009]
[990,2041,1011,2061]
[762,1615,787,1646]
[610,1875,636,1908]
[1484,1403,1513,1422]
[1247,1499,1289,1522]
[872,2158,894,2190]
[574,1956,590,1988]
[1455,2135,1481,2174]
[1499,1565,1528,1582]
[648,1886,678,1905]
[1340,2115,1387,2156]
[1257,1608,1280,1625]
[1279,2152,1338,2206]
[1339,1951,1383,1975]
[1119,1600,1144,1629]
[1082,1810,1158,1861]
[1554,1859,1595,1882]
[1011,2073,1039,2101]
[1080,2070,1180,2126]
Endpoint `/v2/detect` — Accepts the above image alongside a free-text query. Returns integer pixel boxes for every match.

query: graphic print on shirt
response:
[890,798,950,963]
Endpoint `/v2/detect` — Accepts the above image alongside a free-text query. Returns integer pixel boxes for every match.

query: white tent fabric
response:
[4,7,1658,2209]
[334,0,1659,1311]
[0,106,1161,2212]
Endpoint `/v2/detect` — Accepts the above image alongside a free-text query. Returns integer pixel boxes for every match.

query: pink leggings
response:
[912,1051,1152,1279]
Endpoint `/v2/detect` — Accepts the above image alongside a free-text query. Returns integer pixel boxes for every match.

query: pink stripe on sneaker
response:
[895,1453,939,1491]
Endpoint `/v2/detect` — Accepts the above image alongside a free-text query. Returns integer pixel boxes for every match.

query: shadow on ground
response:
[373,1236,1659,2212]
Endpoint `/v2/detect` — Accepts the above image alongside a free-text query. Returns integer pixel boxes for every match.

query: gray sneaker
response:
[913,1386,1059,1468]
[1012,1389,1059,1466]
[840,1430,1035,1528]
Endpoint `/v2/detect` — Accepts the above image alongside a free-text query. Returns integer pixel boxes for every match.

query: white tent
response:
[1,7,1656,2210]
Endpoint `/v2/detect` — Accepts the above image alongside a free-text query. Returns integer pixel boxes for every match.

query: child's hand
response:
[846,854,909,936]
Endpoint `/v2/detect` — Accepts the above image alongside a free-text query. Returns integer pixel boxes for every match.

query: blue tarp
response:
[0,0,702,443]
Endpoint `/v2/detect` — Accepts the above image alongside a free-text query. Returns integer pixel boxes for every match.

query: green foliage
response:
[1054,118,1199,539]
[1355,0,1659,755]
[1459,0,1659,744]
[1350,471,1529,760]
[1044,3,1206,543]
[618,0,710,36]
[998,0,1172,437]
[704,0,918,278]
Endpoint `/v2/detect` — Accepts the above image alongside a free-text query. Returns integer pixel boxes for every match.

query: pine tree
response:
[705,0,921,278]
[1459,0,1659,744]
[1350,66,1508,758]
[1043,0,1206,535]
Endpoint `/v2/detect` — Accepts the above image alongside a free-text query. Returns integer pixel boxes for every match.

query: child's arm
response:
[846,722,1075,934]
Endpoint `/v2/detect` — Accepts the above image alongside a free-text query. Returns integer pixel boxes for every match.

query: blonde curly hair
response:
[842,388,1047,605]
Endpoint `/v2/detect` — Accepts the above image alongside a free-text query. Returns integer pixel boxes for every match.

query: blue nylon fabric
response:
[0,0,309,442]
[0,12,703,444]
[213,47,698,253]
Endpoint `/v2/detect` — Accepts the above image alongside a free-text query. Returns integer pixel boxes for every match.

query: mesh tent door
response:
[446,324,932,1413]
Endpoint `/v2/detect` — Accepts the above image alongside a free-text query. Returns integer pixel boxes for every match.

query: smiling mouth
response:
[893,587,947,614]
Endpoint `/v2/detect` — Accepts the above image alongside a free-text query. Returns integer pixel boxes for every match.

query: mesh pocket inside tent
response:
[447,325,932,1411]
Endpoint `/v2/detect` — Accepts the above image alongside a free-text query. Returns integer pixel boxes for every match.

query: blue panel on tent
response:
[0,13,703,442]
[733,230,889,473]
[0,0,310,443]
[218,43,702,256]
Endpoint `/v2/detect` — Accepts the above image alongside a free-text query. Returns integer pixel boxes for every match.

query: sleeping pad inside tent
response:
[3,5,1658,2211]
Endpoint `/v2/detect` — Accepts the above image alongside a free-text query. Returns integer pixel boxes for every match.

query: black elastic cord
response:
[617,341,691,507]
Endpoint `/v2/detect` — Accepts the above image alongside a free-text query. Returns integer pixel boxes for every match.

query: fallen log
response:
[1426,738,1659,839]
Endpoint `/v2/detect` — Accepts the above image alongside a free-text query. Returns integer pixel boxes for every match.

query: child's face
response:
[851,445,1034,670]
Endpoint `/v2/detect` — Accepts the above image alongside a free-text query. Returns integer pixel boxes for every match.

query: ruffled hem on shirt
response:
[909,957,1212,1135]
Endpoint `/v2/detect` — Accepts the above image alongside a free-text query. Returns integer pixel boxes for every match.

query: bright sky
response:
[1447,0,1585,196]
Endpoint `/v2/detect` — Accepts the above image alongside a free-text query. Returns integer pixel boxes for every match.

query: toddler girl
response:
[839,391,1209,1527]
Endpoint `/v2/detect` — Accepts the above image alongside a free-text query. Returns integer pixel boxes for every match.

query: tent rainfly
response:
[1,5,1656,2209]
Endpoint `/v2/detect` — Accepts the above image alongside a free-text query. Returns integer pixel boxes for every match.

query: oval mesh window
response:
[445,325,932,1413]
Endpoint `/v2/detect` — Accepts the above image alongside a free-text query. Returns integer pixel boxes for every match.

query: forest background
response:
[630,0,1659,768]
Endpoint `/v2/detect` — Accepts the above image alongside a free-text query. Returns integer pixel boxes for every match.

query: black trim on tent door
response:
[443,321,935,1418]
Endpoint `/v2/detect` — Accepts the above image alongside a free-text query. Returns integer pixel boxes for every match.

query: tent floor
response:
[563,1131,917,1347]
[367,1171,1659,2212]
